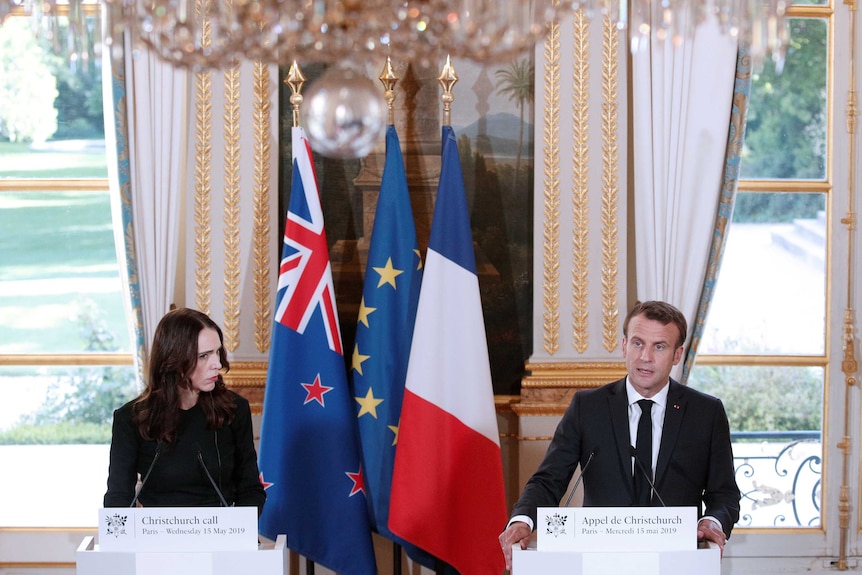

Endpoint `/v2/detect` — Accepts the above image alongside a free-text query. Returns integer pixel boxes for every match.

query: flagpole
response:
[379,56,398,125]
[285,60,307,129]
[432,55,458,575]
[381,57,403,575]
[284,58,316,575]
[437,54,458,128]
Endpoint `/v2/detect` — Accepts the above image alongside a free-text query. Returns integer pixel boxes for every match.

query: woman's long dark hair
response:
[133,308,236,443]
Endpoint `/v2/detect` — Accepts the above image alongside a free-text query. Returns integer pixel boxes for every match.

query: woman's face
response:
[188,327,223,395]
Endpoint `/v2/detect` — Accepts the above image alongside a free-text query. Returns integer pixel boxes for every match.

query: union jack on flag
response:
[273,132,342,355]
[257,126,377,575]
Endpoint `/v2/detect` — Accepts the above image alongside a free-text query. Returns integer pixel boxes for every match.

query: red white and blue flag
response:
[389,126,507,575]
[258,126,377,574]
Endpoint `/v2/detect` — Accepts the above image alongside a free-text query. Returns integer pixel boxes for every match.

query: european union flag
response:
[349,125,442,569]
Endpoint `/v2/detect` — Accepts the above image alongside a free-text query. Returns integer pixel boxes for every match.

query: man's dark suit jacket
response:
[511,378,741,538]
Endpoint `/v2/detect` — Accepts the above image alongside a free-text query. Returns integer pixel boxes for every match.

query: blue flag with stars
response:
[349,125,440,569]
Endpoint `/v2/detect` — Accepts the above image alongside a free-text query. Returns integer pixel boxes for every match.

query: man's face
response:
[622,314,684,397]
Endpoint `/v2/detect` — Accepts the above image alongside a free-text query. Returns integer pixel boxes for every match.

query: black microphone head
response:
[629,445,638,457]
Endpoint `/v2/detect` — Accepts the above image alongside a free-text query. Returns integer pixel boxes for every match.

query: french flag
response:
[389,126,507,575]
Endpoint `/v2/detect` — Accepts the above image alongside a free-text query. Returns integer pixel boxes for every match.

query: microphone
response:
[562,448,598,507]
[195,443,229,507]
[130,443,162,507]
[629,446,666,507]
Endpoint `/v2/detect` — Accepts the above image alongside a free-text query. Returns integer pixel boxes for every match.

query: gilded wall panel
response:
[526,9,628,410]
[186,60,280,399]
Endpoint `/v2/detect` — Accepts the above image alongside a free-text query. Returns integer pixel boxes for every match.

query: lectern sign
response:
[99,507,258,552]
[537,507,697,552]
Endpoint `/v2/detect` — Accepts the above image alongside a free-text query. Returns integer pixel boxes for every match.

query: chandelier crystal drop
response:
[300,64,388,159]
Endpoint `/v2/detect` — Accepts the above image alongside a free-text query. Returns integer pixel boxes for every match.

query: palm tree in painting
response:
[495,57,535,190]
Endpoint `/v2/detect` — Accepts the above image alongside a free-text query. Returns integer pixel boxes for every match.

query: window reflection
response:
[689,365,823,528]
[701,192,826,355]
[741,18,828,181]
[0,191,129,354]
[0,14,106,179]
[0,364,135,526]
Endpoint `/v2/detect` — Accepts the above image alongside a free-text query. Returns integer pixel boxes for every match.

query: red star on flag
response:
[345,468,365,497]
[301,374,333,406]
[259,472,273,490]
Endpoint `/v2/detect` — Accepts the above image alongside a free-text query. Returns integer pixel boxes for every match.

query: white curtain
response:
[631,14,739,380]
[122,41,190,351]
[106,27,190,377]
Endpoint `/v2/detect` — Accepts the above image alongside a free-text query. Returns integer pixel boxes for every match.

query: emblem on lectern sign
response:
[104,513,129,538]
[544,512,569,537]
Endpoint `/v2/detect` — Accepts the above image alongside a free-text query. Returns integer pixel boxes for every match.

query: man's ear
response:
[673,345,684,365]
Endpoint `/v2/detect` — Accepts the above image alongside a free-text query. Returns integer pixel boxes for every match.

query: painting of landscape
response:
[279,56,535,396]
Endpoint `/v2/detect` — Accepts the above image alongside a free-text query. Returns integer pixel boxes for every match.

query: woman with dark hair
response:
[104,308,266,513]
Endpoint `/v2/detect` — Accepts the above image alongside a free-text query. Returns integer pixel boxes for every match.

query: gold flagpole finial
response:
[379,57,399,125]
[285,60,307,128]
[437,55,459,127]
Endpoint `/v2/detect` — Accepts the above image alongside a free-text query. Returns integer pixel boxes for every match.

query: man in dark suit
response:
[499,301,740,570]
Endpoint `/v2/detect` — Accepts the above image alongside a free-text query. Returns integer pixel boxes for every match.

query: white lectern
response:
[513,507,720,575]
[76,507,286,575]
[513,545,719,575]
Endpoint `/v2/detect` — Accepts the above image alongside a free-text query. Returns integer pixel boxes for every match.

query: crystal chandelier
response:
[1,0,789,71]
[1,0,789,158]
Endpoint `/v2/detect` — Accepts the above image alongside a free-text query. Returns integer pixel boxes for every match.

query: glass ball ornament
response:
[301,66,387,159]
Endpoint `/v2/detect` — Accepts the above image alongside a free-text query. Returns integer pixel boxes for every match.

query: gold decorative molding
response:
[517,361,627,415]
[194,0,213,314]
[508,434,554,442]
[523,361,626,388]
[838,0,858,565]
[0,353,133,366]
[0,179,109,192]
[253,62,273,354]
[542,3,562,355]
[494,394,520,413]
[511,403,567,417]
[738,179,831,192]
[696,354,828,367]
[223,361,268,414]
[223,62,242,351]
[224,361,268,387]
[571,8,590,354]
[600,15,620,353]
[0,563,75,569]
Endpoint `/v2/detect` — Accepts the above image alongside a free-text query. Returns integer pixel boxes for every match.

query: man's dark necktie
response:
[634,399,654,506]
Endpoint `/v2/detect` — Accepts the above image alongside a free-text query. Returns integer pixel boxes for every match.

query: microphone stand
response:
[563,449,597,507]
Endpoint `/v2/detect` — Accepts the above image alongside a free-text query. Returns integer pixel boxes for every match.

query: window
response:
[0,9,135,528]
[689,15,829,530]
